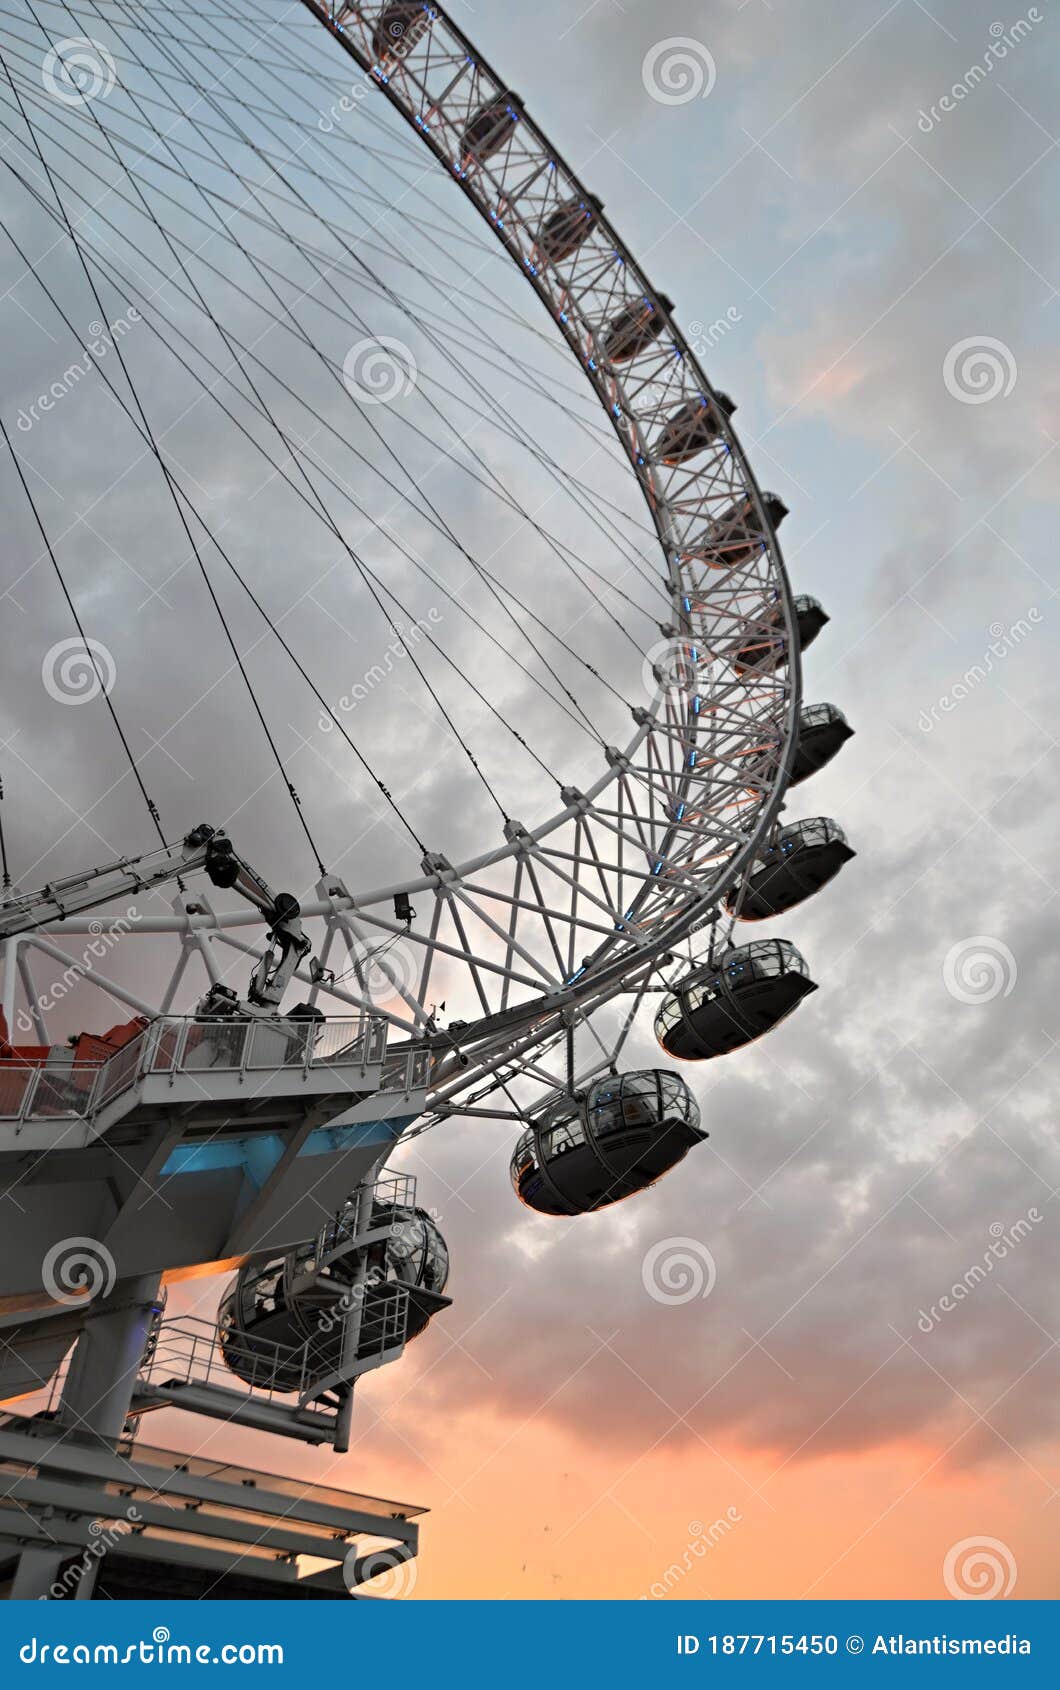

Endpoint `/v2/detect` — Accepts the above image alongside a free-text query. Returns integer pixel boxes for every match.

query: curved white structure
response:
[2,1,803,1117]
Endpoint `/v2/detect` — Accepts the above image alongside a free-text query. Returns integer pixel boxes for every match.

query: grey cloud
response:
[1,0,1057,1489]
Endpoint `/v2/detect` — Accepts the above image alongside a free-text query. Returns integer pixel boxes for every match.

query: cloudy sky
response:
[1,0,1058,1600]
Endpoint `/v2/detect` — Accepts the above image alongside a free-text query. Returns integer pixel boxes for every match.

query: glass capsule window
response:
[754,817,846,867]
[388,1215,420,1282]
[801,702,848,730]
[736,939,805,978]
[654,994,685,1035]
[659,1070,701,1128]
[584,1071,704,1146]
[675,939,809,1001]
[536,1090,586,1143]
[510,1126,538,1193]
[584,1082,624,1137]
[420,1225,450,1294]
[587,1072,657,1136]
[242,1258,285,1315]
[541,1115,584,1158]
[681,974,716,1013]
[389,1212,450,1295]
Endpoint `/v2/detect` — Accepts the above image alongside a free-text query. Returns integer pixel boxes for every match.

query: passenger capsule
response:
[685,492,788,571]
[725,818,855,920]
[462,90,523,162]
[793,593,829,650]
[655,939,816,1061]
[732,592,830,676]
[790,703,854,786]
[510,1070,705,1216]
[743,703,854,794]
[537,193,603,262]
[602,293,674,364]
[218,1198,450,1392]
[371,2,431,61]
[655,392,736,465]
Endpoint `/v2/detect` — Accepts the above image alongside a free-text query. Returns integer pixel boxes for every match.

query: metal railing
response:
[94,1033,149,1108]
[0,1013,389,1125]
[139,1015,384,1081]
[379,1045,433,1094]
[148,1314,322,1405]
[0,1061,102,1124]
[315,1171,418,1264]
[371,1171,418,1219]
[138,1288,411,1407]
[0,1422,423,1593]
[29,1312,330,1419]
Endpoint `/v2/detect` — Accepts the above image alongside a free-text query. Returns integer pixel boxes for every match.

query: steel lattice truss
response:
[6,0,802,1121]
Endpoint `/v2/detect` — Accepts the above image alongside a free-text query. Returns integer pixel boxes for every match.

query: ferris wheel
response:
[0,0,854,1598]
